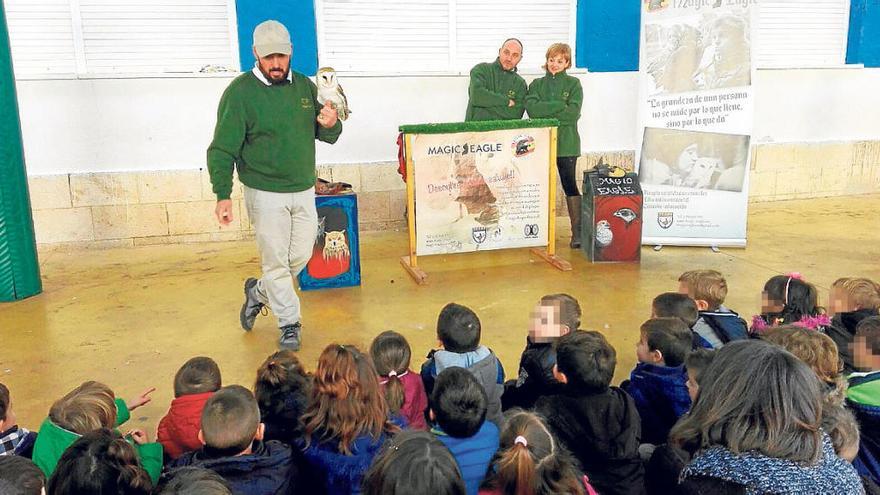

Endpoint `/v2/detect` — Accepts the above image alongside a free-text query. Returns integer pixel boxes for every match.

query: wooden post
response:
[530,126,571,271]
[400,133,428,284]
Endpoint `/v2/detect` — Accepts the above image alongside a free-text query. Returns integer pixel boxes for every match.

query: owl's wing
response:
[337,83,350,111]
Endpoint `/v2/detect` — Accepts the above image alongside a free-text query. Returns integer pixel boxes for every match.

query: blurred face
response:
[254,52,291,84]
[761,291,785,315]
[498,40,523,71]
[546,54,568,75]
[852,336,880,371]
[829,287,856,316]
[529,303,567,343]
[686,372,699,402]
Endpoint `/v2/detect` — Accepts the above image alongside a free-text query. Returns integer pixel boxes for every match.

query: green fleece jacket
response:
[525,71,583,157]
[465,59,527,122]
[32,398,163,483]
[207,70,343,200]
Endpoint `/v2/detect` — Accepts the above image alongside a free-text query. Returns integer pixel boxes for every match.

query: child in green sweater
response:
[525,43,584,248]
[32,381,162,483]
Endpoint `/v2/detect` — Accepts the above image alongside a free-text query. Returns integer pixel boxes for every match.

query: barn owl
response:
[316,67,350,121]
[595,220,613,248]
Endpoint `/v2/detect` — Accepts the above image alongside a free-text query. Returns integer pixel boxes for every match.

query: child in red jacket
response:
[157,357,222,460]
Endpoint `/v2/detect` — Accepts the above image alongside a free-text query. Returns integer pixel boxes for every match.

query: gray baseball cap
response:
[253,20,292,57]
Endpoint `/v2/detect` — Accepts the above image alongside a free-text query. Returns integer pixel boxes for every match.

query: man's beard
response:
[260,65,290,84]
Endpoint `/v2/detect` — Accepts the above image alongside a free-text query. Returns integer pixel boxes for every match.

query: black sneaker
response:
[279,323,302,351]
[239,278,264,331]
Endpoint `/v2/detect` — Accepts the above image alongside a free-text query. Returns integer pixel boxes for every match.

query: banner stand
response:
[399,121,570,285]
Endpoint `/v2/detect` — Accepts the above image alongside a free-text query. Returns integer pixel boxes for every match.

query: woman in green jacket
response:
[525,43,584,248]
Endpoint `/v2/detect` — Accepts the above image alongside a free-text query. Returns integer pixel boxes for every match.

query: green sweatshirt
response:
[465,59,527,122]
[525,71,583,157]
[848,371,880,407]
[32,398,164,483]
[207,70,343,200]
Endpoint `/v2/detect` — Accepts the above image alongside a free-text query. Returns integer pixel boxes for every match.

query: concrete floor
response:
[2,194,879,437]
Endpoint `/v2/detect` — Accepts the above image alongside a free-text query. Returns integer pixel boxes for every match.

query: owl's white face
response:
[318,70,337,88]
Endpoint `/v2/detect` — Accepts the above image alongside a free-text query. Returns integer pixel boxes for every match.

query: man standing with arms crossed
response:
[208,20,342,350]
[465,38,527,121]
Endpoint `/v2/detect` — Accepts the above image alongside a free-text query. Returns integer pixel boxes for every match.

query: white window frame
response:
[315,0,580,77]
[8,0,241,80]
[755,0,852,70]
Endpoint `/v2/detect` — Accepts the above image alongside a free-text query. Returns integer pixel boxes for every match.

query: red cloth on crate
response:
[397,132,407,182]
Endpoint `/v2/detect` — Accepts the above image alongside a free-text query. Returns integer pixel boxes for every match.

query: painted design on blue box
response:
[298,195,361,290]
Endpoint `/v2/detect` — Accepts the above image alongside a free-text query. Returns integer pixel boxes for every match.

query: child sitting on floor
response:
[421,303,504,426]
[363,430,466,495]
[503,293,580,410]
[429,367,499,495]
[479,410,597,495]
[300,344,401,495]
[0,382,37,457]
[48,428,152,495]
[535,331,645,495]
[678,269,749,348]
[171,385,308,494]
[31,381,161,483]
[157,356,222,460]
[254,350,311,444]
[751,273,830,333]
[371,330,429,430]
[828,277,880,373]
[622,318,693,446]
[652,292,705,349]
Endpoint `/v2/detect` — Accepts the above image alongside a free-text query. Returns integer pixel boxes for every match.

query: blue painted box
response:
[297,193,361,290]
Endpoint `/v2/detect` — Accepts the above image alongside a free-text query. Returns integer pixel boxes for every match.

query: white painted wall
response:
[14,67,880,176]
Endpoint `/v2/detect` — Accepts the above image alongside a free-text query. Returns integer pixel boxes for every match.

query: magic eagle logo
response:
[512,135,535,157]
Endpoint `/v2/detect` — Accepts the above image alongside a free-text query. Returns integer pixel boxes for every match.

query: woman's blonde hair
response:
[49,381,117,434]
[542,43,572,71]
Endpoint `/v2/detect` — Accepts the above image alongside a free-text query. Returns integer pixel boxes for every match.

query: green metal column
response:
[0,0,41,301]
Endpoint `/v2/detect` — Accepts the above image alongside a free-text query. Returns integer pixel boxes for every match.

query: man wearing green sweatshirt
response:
[465,39,527,121]
[208,20,342,350]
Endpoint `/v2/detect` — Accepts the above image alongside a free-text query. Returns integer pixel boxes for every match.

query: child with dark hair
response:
[421,303,505,426]
[652,292,706,349]
[0,456,45,495]
[172,384,308,494]
[752,273,830,333]
[300,344,401,495]
[479,410,597,495]
[0,383,37,457]
[48,428,152,495]
[670,340,862,493]
[156,466,232,495]
[678,269,749,347]
[846,316,880,486]
[535,331,645,495]
[429,367,499,495]
[370,331,429,430]
[254,350,311,444]
[828,277,880,373]
[158,356,222,460]
[684,348,715,402]
[363,430,466,495]
[622,318,693,446]
[502,294,579,410]
[32,381,161,482]
[644,348,716,495]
